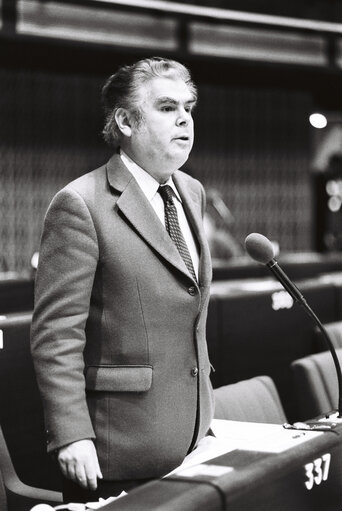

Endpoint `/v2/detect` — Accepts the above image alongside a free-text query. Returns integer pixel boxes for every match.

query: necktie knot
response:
[158,185,174,204]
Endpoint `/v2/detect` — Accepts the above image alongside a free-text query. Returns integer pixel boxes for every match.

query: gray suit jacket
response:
[31,153,214,480]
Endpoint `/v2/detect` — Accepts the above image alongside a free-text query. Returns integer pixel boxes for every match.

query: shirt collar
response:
[120,149,182,203]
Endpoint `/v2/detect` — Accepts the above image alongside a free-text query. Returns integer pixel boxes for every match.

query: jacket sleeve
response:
[30,186,99,453]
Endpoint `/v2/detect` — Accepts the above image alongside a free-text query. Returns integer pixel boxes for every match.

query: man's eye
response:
[161,106,174,112]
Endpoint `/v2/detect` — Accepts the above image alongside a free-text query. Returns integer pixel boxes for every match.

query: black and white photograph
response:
[1,1,342,510]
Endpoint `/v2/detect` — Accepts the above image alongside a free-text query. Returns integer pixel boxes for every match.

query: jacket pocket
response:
[85,364,153,392]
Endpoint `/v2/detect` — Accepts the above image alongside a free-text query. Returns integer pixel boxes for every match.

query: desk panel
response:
[0,274,34,313]
[213,253,342,281]
[104,421,342,511]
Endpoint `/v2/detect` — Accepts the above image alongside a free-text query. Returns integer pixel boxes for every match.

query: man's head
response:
[102,57,197,182]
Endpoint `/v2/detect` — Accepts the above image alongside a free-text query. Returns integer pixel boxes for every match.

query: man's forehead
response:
[140,77,195,103]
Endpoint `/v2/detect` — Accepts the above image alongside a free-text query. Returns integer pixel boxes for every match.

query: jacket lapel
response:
[106,155,194,282]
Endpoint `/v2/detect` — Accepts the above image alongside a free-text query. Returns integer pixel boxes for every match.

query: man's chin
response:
[170,150,191,169]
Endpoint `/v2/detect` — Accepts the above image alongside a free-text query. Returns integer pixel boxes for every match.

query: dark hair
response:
[101,56,197,147]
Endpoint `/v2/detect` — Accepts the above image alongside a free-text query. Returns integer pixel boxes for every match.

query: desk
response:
[103,420,342,511]
[212,252,342,281]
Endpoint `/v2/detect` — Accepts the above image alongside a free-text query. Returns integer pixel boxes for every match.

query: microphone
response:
[245,233,306,304]
[245,232,342,419]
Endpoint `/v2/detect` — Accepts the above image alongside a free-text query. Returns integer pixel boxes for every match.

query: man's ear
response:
[114,108,132,137]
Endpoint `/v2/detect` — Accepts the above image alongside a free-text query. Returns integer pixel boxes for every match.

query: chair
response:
[0,466,8,511]
[214,375,287,424]
[0,423,62,511]
[0,312,63,509]
[315,320,342,350]
[291,348,342,420]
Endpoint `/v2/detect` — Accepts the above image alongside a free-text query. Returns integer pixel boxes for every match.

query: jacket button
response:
[191,367,199,377]
[188,286,196,296]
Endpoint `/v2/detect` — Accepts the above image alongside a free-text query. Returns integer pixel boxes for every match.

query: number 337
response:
[304,453,331,490]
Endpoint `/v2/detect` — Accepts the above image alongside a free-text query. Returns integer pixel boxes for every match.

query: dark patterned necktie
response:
[158,185,197,282]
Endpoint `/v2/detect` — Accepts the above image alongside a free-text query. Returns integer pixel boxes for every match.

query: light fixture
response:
[309,112,328,129]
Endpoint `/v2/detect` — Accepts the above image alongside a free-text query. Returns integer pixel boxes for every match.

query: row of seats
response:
[215,342,342,425]
[292,346,342,420]
[207,275,342,421]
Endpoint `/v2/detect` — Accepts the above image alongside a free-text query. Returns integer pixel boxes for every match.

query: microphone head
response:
[245,233,275,264]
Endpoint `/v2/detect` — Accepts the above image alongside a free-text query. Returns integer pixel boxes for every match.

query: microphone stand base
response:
[283,411,342,432]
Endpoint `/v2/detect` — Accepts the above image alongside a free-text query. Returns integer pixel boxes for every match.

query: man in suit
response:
[31,56,214,503]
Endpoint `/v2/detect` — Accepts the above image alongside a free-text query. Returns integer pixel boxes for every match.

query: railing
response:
[2,0,342,68]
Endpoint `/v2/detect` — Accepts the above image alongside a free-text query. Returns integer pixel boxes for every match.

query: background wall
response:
[189,84,312,253]
[0,68,111,272]
[0,63,312,273]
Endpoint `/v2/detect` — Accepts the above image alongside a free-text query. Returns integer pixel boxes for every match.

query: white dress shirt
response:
[120,150,200,280]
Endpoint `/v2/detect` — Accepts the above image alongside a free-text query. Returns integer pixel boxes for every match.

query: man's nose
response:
[176,109,191,126]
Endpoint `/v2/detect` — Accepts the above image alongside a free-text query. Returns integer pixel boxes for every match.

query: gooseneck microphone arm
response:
[266,259,305,304]
[245,232,342,418]
[302,304,342,417]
